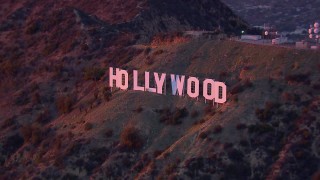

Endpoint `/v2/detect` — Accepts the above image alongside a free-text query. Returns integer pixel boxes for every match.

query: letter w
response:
[170,74,185,96]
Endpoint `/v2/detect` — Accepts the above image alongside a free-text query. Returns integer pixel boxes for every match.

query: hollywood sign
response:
[109,67,227,104]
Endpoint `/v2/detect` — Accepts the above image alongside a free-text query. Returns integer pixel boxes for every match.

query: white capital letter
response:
[154,72,166,94]
[145,72,157,93]
[109,67,117,88]
[214,81,227,104]
[203,79,215,100]
[109,67,128,90]
[118,69,128,90]
[187,77,199,98]
[171,74,185,96]
[133,70,144,91]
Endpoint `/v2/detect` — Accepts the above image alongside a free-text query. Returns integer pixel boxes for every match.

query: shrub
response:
[64,142,82,157]
[165,162,178,175]
[312,171,320,180]
[1,117,16,129]
[204,105,214,115]
[255,108,270,122]
[20,125,33,142]
[236,123,247,130]
[101,86,112,102]
[223,143,234,150]
[312,84,320,90]
[144,47,151,55]
[20,124,44,145]
[224,163,250,179]
[199,132,208,139]
[35,108,50,124]
[227,149,244,162]
[265,101,281,110]
[0,60,20,76]
[213,125,223,134]
[83,67,105,81]
[239,140,249,147]
[248,123,274,135]
[43,42,59,56]
[172,107,188,122]
[31,92,41,105]
[93,89,99,100]
[145,58,154,66]
[219,71,228,78]
[282,92,294,102]
[159,107,188,125]
[190,110,199,118]
[153,49,164,56]
[120,126,143,150]
[81,43,89,51]
[184,157,205,177]
[84,122,93,131]
[2,133,24,156]
[62,173,78,180]
[134,106,143,113]
[30,128,43,145]
[56,95,73,114]
[109,47,142,66]
[285,73,310,84]
[25,21,40,35]
[243,79,253,87]
[231,94,239,103]
[105,129,113,138]
[243,66,251,71]
[255,101,281,122]
[15,90,30,106]
[230,84,244,95]
[193,118,206,125]
[153,150,164,158]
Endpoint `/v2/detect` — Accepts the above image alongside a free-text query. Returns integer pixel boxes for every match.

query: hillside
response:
[0,0,247,42]
[1,0,320,180]
[1,38,320,179]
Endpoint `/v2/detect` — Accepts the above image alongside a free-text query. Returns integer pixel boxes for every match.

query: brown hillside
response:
[1,38,320,179]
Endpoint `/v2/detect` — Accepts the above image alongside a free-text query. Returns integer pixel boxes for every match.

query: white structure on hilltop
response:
[240,35,262,41]
[308,22,319,43]
[307,21,320,50]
